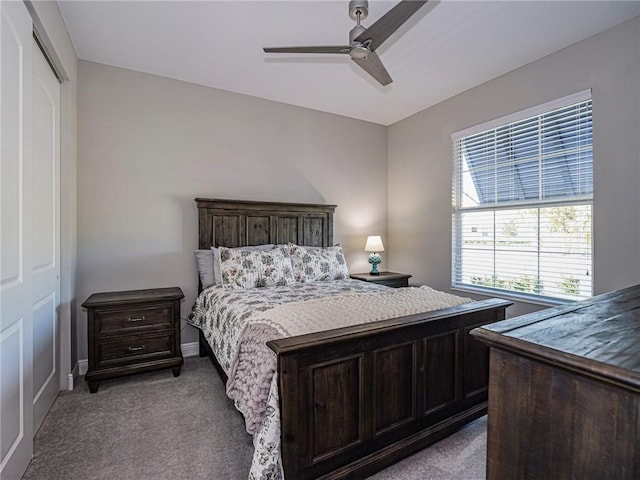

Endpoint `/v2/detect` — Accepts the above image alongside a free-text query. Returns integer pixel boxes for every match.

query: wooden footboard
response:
[267,298,511,480]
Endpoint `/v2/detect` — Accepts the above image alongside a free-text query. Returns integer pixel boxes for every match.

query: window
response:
[452,91,593,302]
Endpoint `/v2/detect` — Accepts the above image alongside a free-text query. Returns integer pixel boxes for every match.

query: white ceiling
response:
[58,1,640,126]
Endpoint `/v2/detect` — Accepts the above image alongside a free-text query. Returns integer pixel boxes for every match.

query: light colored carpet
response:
[22,357,486,480]
[368,416,487,480]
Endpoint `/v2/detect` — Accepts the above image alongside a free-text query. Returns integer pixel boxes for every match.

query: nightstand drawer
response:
[379,278,409,288]
[95,304,174,336]
[95,332,176,369]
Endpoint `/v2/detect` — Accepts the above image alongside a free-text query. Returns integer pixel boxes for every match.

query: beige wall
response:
[388,17,640,318]
[77,61,388,357]
[76,16,639,361]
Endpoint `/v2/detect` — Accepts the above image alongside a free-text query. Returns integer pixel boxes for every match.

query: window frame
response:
[451,90,593,305]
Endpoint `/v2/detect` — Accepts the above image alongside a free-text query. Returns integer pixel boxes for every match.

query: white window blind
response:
[452,92,593,302]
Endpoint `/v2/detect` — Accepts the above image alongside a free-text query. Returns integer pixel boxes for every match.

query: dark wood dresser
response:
[471,284,640,480]
[82,287,184,393]
[350,271,411,288]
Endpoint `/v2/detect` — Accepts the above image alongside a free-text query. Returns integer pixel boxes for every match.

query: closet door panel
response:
[0,2,34,479]
[31,40,61,432]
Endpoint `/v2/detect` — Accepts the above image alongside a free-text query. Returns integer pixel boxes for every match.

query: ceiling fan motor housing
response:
[349,1,369,58]
[349,25,367,44]
[349,24,369,58]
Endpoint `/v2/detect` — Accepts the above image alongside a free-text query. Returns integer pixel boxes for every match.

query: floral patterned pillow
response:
[289,243,350,282]
[219,245,295,289]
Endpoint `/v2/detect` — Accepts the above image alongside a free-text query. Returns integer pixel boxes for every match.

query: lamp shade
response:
[364,236,385,252]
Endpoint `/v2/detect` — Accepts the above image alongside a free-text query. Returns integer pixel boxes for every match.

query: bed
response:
[191,198,512,480]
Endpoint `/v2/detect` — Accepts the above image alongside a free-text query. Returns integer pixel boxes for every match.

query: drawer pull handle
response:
[128,345,145,352]
[128,316,145,323]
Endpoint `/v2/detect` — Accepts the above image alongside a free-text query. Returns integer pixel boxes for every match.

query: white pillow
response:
[212,244,275,284]
[288,243,349,282]
[219,245,294,289]
[194,250,215,288]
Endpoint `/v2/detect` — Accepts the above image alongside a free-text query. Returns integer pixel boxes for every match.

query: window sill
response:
[451,285,576,308]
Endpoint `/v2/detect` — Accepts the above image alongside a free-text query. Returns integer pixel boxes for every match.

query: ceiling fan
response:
[263,0,428,86]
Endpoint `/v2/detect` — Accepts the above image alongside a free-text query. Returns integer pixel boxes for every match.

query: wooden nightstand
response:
[350,272,412,288]
[82,287,184,393]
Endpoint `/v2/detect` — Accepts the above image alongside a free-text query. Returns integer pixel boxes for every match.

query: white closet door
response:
[31,39,60,432]
[0,2,34,479]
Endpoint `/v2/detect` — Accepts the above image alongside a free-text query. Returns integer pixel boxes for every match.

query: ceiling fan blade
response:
[263,46,351,54]
[355,0,428,52]
[351,51,393,86]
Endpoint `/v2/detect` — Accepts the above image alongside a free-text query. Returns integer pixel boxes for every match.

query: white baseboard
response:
[77,359,88,376]
[181,341,199,357]
[74,342,200,379]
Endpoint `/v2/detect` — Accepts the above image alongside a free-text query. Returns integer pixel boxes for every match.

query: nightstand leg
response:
[172,366,181,377]
[88,380,100,394]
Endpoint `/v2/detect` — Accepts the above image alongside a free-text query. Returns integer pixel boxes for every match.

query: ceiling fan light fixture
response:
[349,45,369,59]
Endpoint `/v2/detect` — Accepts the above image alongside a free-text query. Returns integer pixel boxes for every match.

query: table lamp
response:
[365,235,384,275]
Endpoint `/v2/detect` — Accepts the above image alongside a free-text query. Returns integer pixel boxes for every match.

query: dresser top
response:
[472,284,640,389]
[82,287,184,308]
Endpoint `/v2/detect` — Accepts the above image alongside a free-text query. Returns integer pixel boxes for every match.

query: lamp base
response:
[368,253,382,276]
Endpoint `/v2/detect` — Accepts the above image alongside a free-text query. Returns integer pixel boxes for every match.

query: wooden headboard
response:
[196,198,337,249]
